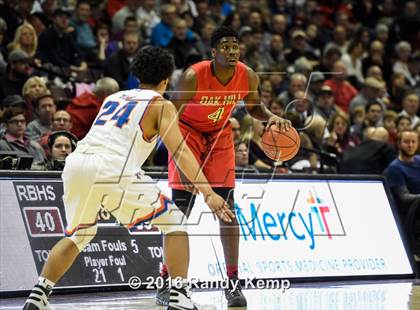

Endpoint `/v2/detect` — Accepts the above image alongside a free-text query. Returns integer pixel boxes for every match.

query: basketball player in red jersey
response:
[157,26,291,307]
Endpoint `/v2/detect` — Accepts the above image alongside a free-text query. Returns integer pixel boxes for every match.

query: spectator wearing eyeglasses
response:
[39,110,72,158]
[0,95,26,135]
[0,107,46,169]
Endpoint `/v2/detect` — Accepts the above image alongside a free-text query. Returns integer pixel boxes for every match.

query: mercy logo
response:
[307,190,332,240]
[236,187,344,250]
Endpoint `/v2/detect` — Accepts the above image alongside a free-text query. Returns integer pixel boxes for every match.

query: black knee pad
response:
[172,189,196,218]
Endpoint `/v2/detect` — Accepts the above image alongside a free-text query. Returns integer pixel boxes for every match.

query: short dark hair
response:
[35,92,54,109]
[396,114,411,127]
[124,15,137,26]
[76,0,90,8]
[95,22,109,35]
[2,106,25,123]
[130,46,174,85]
[365,100,382,113]
[235,140,247,148]
[210,26,239,48]
[270,98,284,108]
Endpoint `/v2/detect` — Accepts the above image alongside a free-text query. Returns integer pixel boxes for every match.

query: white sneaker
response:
[23,288,54,310]
[166,286,197,310]
[166,286,216,310]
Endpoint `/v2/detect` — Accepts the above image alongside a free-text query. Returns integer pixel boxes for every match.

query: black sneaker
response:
[156,275,170,306]
[224,276,247,307]
[166,286,197,310]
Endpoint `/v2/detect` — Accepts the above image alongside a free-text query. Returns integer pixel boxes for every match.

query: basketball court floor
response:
[2,279,419,309]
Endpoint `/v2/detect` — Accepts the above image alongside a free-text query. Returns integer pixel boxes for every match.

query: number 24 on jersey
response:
[94,101,136,128]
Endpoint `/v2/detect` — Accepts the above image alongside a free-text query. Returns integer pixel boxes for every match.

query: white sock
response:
[38,277,55,292]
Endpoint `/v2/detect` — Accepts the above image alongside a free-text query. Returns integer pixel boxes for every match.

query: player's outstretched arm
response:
[156,100,235,222]
[171,68,197,115]
[244,68,291,132]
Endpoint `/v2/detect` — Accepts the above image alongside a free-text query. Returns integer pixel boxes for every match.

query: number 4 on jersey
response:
[207,107,225,122]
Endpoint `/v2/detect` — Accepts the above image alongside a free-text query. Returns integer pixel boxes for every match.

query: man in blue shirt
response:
[151,3,176,47]
[71,0,96,60]
[385,130,420,210]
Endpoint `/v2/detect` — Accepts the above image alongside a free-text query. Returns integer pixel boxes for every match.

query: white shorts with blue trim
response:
[61,151,186,250]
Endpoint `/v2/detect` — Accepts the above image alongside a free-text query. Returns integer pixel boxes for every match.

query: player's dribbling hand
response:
[204,192,235,223]
[266,115,292,132]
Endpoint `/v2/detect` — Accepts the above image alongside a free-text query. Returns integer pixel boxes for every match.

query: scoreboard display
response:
[3,178,163,293]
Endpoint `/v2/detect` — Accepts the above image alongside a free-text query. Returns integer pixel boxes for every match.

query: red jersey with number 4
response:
[180,60,249,132]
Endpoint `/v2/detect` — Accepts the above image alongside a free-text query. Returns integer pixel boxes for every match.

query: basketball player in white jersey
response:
[23,46,234,310]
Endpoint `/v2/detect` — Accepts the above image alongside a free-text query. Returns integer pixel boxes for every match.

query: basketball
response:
[262,125,300,161]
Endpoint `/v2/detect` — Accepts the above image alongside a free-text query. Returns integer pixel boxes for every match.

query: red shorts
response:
[168,121,235,190]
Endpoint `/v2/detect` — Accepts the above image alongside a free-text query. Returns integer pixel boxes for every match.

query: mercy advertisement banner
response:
[155,179,413,280]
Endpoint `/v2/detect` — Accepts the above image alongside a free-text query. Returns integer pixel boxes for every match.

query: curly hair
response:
[130,46,174,85]
[210,26,239,48]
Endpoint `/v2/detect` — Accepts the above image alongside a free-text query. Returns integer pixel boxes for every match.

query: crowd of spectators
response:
[0,0,419,176]
[0,0,419,262]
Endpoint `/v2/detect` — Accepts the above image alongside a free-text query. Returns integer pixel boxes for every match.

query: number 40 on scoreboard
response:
[22,207,65,237]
